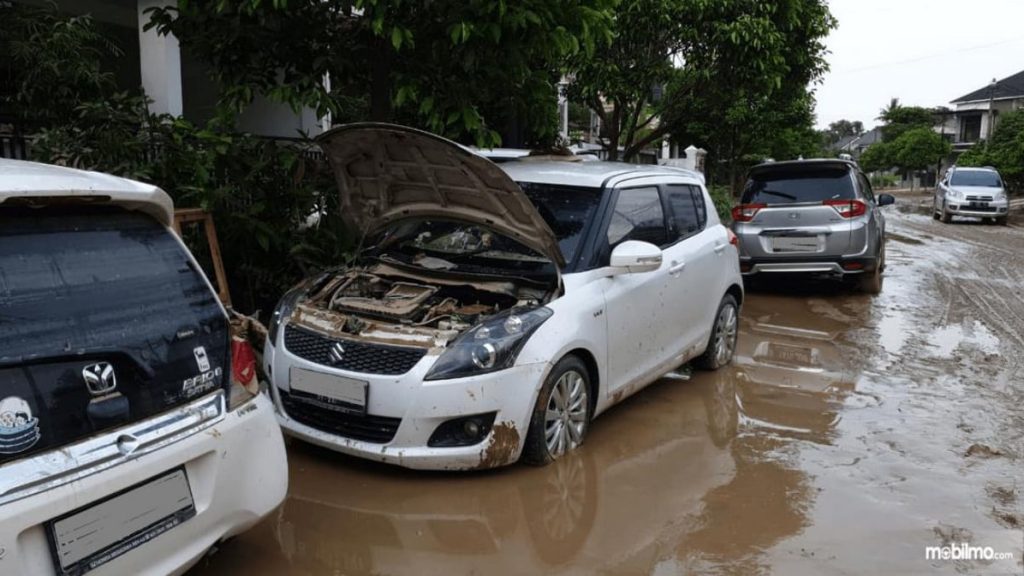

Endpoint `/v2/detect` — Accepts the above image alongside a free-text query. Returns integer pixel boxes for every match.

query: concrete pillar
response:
[557,80,569,141]
[137,0,183,116]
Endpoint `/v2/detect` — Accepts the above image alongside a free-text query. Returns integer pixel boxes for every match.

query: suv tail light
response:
[824,199,867,218]
[731,203,766,222]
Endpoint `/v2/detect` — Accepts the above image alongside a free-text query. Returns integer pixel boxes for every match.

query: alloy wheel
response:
[713,304,738,366]
[544,370,588,458]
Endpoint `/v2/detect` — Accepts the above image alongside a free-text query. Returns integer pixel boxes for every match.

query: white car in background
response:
[263,123,744,470]
[934,166,1009,225]
[0,160,287,575]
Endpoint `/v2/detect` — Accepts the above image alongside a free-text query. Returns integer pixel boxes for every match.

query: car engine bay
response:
[288,264,551,349]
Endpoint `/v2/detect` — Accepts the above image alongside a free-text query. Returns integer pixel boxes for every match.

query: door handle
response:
[714,243,727,254]
[669,261,686,274]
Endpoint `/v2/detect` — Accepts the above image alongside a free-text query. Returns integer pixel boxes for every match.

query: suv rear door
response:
[0,207,229,466]
[737,164,860,259]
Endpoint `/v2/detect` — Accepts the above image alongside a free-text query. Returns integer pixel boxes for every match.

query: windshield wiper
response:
[758,189,798,201]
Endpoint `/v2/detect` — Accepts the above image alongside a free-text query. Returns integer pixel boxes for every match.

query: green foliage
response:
[147,0,614,147]
[858,142,892,173]
[823,119,864,145]
[959,109,1024,192]
[877,102,935,141]
[708,185,734,223]
[5,3,350,314]
[892,127,950,171]
[869,173,899,189]
[568,0,836,166]
[0,2,123,127]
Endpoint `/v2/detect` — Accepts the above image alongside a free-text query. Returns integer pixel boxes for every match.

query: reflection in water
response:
[189,293,860,576]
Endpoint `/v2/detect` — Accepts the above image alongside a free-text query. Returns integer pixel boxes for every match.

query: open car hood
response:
[317,123,565,268]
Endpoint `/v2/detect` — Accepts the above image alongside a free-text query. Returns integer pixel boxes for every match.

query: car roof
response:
[749,158,858,176]
[951,166,998,173]
[0,159,174,225]
[499,159,704,188]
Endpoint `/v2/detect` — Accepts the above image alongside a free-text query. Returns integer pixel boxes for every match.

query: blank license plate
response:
[772,235,821,253]
[290,367,368,415]
[48,468,195,576]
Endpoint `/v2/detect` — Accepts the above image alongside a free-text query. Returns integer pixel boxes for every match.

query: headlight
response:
[424,307,553,381]
[267,283,309,346]
[947,188,962,199]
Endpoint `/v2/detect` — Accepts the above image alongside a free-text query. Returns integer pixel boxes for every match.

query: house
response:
[949,69,1024,152]
[830,128,883,160]
[1,0,327,159]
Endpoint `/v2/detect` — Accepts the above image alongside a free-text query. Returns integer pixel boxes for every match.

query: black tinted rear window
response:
[742,167,855,204]
[0,208,224,363]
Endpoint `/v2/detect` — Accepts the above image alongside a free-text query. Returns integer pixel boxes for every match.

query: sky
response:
[814,0,1024,129]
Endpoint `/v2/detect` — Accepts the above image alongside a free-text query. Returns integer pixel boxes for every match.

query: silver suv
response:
[934,166,1009,225]
[731,159,895,294]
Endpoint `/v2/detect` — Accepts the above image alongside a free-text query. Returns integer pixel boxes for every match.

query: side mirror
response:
[877,194,895,207]
[610,240,662,274]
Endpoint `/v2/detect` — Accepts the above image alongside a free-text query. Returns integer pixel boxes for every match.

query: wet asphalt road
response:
[189,200,1024,575]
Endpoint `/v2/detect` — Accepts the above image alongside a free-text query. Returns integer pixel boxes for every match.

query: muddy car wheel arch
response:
[522,355,593,466]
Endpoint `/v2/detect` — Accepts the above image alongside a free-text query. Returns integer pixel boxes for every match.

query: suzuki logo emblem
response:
[328,343,345,365]
[788,212,800,219]
[82,362,117,396]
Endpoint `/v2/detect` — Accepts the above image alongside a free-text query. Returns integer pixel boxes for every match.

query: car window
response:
[742,167,856,204]
[518,182,603,265]
[606,187,669,248]
[857,173,875,203]
[664,184,706,242]
[950,170,1002,187]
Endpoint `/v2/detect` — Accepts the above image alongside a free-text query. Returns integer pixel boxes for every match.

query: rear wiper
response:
[759,189,798,201]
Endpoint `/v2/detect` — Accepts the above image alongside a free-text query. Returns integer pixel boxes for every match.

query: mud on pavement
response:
[189,206,1024,575]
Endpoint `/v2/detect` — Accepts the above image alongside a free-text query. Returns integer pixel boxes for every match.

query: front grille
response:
[966,205,997,212]
[284,325,426,375]
[966,195,993,202]
[280,390,401,443]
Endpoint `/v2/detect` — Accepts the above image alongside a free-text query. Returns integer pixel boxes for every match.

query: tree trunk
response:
[606,104,622,162]
[369,36,392,122]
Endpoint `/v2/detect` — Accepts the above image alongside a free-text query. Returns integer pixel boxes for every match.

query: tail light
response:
[731,203,766,222]
[824,199,867,218]
[228,335,260,410]
[726,228,739,247]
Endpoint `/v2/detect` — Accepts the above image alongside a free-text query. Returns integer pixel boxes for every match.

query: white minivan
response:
[264,123,744,470]
[0,159,287,575]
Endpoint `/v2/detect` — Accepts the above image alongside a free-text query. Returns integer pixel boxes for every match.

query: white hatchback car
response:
[264,124,743,470]
[0,160,287,575]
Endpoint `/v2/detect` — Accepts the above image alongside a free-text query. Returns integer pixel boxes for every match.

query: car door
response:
[663,183,724,356]
[857,172,885,243]
[602,185,677,397]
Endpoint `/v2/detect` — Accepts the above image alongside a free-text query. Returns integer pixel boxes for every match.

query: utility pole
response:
[987,78,998,141]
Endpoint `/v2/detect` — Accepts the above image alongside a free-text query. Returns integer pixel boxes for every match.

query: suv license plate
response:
[290,367,368,415]
[772,235,820,253]
[48,467,195,576]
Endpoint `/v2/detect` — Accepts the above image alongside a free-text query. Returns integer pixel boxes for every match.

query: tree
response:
[826,119,864,143]
[877,104,934,141]
[959,109,1024,191]
[568,0,835,164]
[892,127,950,173]
[858,142,892,173]
[147,1,614,148]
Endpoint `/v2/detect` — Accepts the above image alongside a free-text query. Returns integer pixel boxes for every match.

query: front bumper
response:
[265,331,547,471]
[945,200,1009,217]
[0,393,287,576]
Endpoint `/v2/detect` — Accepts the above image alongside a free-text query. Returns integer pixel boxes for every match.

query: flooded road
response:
[190,205,1023,575]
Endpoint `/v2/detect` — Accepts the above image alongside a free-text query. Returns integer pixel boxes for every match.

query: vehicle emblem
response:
[0,396,40,455]
[328,342,346,365]
[788,212,800,220]
[82,362,117,396]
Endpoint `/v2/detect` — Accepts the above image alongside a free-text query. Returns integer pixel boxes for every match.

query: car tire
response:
[933,198,941,220]
[694,294,740,371]
[859,243,885,295]
[995,216,1008,226]
[522,355,592,466]
[940,202,952,223]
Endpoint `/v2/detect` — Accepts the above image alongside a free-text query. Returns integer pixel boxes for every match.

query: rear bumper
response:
[740,254,879,276]
[0,393,287,576]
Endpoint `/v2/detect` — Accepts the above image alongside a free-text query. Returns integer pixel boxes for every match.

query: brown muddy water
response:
[190,206,1024,575]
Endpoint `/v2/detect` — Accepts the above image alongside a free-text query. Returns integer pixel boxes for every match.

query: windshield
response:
[743,167,856,204]
[951,170,1002,187]
[518,182,602,265]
